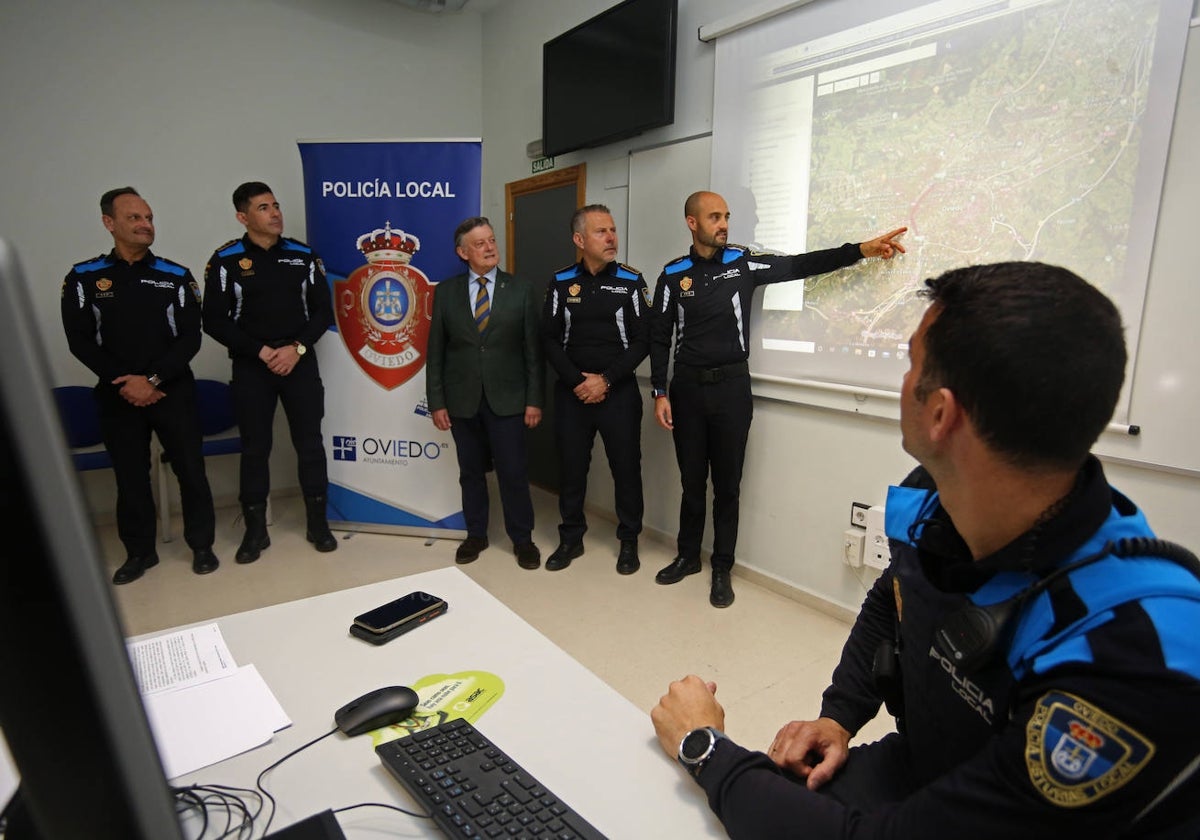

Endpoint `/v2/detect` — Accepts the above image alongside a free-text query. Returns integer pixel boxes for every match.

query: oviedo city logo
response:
[335,223,434,390]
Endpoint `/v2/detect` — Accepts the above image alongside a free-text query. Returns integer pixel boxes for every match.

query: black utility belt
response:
[672,361,749,385]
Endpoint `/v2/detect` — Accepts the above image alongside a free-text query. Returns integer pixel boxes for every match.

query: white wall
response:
[0,0,483,511]
[478,0,1200,612]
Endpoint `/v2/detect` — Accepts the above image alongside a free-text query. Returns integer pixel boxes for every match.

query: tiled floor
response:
[108,488,895,756]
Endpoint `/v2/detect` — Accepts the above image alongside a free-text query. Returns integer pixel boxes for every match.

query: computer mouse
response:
[334,685,419,736]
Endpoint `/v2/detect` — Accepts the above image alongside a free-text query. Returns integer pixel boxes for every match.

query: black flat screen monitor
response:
[542,0,678,157]
[0,238,185,839]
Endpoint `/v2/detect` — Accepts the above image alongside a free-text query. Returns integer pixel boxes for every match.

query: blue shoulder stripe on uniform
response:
[721,246,746,264]
[281,238,312,254]
[664,256,693,275]
[884,485,938,546]
[555,265,582,282]
[217,240,247,258]
[72,255,114,274]
[613,265,639,281]
[150,257,187,277]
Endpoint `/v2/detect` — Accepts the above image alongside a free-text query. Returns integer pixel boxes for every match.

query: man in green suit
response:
[427,216,545,569]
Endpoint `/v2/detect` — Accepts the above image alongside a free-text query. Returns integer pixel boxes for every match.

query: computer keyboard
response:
[375,717,607,839]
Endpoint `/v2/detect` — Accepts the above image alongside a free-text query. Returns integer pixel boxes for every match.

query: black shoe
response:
[655,555,701,585]
[710,569,735,608]
[616,540,640,575]
[304,495,338,552]
[455,536,489,564]
[514,542,541,570]
[112,553,159,585]
[236,503,270,564]
[192,548,220,575]
[545,542,584,571]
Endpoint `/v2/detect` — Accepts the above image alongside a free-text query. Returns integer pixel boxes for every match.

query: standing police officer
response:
[650,191,905,607]
[62,187,219,584]
[543,205,650,574]
[203,182,336,562]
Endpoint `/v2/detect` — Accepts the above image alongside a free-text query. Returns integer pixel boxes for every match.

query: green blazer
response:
[426,270,545,417]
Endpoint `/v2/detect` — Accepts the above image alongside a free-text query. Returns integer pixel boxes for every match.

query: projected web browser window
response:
[713,0,1187,395]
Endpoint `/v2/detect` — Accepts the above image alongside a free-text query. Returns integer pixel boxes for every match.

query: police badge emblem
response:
[680,277,693,292]
[238,257,253,271]
[334,223,433,390]
[96,278,111,291]
[569,283,581,297]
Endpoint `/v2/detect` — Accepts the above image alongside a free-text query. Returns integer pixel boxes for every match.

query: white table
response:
[171,567,726,838]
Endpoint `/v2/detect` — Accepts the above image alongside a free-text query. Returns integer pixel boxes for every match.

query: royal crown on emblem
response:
[357,222,420,264]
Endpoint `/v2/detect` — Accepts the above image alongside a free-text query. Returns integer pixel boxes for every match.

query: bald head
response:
[684,191,730,258]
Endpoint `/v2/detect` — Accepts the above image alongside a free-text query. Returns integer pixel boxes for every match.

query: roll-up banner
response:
[298,139,481,538]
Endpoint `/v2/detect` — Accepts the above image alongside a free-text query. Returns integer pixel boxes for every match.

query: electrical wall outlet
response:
[842,528,865,568]
[863,505,890,570]
[850,501,870,528]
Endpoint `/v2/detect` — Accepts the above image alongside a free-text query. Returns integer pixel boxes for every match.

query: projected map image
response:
[754,0,1162,367]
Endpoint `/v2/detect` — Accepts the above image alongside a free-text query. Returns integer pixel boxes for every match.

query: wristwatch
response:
[651,388,667,399]
[294,342,307,356]
[678,726,728,777]
[147,374,162,388]
[601,373,612,392]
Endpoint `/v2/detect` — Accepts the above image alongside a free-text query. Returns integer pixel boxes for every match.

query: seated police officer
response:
[651,262,1200,837]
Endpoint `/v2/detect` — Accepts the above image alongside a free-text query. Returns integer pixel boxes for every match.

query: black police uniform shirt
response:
[61,249,202,385]
[648,242,861,391]
[202,235,333,358]
[687,457,1200,838]
[543,260,651,387]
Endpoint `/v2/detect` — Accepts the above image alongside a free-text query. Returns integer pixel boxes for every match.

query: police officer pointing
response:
[650,190,905,607]
[203,182,337,562]
[543,205,650,574]
[61,187,219,583]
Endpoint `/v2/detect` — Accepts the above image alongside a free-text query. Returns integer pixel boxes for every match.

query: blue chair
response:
[158,378,243,542]
[52,385,112,471]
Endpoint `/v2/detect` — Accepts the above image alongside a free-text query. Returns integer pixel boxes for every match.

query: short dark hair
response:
[453,216,491,249]
[917,261,1126,470]
[100,187,140,217]
[232,181,274,212]
[570,204,611,235]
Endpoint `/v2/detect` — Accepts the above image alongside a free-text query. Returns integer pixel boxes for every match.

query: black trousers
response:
[95,373,214,555]
[668,373,753,571]
[553,378,643,544]
[230,355,328,505]
[449,398,534,545]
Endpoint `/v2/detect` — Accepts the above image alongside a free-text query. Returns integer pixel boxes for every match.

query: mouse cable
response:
[257,725,340,836]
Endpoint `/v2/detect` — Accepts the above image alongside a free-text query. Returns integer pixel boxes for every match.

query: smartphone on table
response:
[350,591,448,645]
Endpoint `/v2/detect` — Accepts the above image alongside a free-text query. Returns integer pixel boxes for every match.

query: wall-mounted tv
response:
[542,0,678,158]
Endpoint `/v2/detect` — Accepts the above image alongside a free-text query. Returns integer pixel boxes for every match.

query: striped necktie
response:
[474,276,490,333]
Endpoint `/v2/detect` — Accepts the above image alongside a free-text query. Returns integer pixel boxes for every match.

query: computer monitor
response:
[0,238,184,839]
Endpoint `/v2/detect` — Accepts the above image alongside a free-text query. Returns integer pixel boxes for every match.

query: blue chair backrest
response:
[51,386,111,470]
[193,379,241,457]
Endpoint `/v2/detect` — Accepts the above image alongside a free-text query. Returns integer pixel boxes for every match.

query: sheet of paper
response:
[142,664,291,779]
[127,623,237,694]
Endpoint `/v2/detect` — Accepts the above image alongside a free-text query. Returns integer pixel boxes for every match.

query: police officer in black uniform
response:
[650,190,905,607]
[203,182,336,562]
[543,205,650,574]
[62,187,218,584]
[651,262,1200,837]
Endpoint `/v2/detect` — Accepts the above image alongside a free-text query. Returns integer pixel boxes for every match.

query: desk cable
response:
[173,725,432,838]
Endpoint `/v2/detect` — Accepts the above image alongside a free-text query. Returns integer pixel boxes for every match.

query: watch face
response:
[681,728,713,763]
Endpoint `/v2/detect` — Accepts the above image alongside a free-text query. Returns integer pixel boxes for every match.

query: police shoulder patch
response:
[1025,690,1154,808]
[281,237,313,254]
